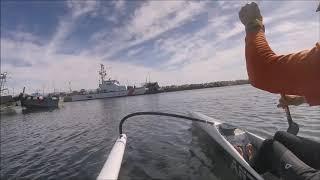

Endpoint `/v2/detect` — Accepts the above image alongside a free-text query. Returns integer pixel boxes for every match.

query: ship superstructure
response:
[64,64,146,102]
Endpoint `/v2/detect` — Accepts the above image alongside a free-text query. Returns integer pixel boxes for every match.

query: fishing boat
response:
[20,94,59,109]
[97,111,305,180]
[63,64,146,102]
[144,82,161,94]
[17,87,59,109]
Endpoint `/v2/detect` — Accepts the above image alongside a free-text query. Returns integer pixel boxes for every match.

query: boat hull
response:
[190,112,267,180]
[64,88,146,102]
[21,98,59,108]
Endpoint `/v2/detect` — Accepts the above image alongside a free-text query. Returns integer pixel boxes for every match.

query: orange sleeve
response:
[245,30,320,106]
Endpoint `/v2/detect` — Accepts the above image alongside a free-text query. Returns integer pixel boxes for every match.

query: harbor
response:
[1,65,318,180]
[1,64,249,113]
[1,85,319,179]
[2,1,319,180]
[1,67,319,180]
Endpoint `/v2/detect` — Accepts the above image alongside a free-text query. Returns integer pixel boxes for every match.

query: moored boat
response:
[64,64,147,102]
[20,94,59,109]
[144,82,161,94]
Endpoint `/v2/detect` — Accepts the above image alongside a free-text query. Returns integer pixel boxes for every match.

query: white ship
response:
[64,64,146,102]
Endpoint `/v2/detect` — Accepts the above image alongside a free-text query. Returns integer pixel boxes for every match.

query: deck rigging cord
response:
[118,107,299,136]
[118,111,214,135]
[119,107,299,136]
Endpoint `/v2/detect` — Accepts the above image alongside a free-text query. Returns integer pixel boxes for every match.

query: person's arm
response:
[246,31,319,93]
[246,28,320,106]
[239,2,320,106]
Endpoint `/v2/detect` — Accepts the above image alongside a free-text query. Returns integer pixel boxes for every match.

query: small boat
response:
[144,82,160,94]
[97,111,303,180]
[20,94,59,109]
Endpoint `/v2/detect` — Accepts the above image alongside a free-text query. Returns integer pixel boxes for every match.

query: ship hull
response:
[65,88,146,102]
[21,97,59,109]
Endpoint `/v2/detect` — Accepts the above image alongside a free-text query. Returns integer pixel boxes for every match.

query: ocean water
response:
[1,85,319,180]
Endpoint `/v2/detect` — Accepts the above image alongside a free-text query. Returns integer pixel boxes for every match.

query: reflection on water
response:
[1,85,319,179]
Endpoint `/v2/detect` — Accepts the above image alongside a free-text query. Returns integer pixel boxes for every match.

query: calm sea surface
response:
[1,85,319,180]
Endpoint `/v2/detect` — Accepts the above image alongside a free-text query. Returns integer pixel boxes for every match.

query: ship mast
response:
[99,64,107,83]
[68,81,72,93]
[0,72,8,94]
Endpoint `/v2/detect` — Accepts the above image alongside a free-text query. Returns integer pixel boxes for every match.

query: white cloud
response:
[1,0,318,94]
[127,46,144,57]
[114,0,125,11]
[267,21,319,54]
[128,1,207,44]
[91,1,208,60]
[45,18,74,55]
[215,22,244,44]
[67,0,99,18]
[1,38,45,65]
[154,12,243,66]
[46,0,100,55]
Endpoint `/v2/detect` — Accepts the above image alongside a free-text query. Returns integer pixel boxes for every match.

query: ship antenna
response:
[68,81,72,93]
[99,64,107,83]
[0,72,8,95]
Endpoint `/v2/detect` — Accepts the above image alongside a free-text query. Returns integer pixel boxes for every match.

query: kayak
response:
[97,112,280,180]
[190,112,279,180]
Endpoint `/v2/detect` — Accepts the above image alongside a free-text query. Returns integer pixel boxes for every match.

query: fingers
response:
[234,145,244,157]
[277,95,304,108]
[246,144,254,161]
[246,144,254,153]
[277,103,285,108]
[245,2,258,9]
[239,2,262,23]
[277,98,286,108]
[243,2,260,13]
[278,95,292,108]
[250,2,258,8]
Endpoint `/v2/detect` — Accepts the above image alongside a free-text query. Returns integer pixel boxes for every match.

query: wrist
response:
[298,96,306,105]
[245,19,264,33]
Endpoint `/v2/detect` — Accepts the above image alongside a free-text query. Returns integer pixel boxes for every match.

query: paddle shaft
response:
[281,94,292,122]
[284,105,293,124]
[281,94,299,135]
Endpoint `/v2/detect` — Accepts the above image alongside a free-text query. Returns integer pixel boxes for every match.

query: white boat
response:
[97,112,283,180]
[64,64,146,102]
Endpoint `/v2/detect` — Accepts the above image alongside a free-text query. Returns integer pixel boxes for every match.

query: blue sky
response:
[1,0,319,93]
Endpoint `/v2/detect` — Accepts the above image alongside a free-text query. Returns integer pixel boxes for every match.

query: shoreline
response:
[159,79,249,93]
